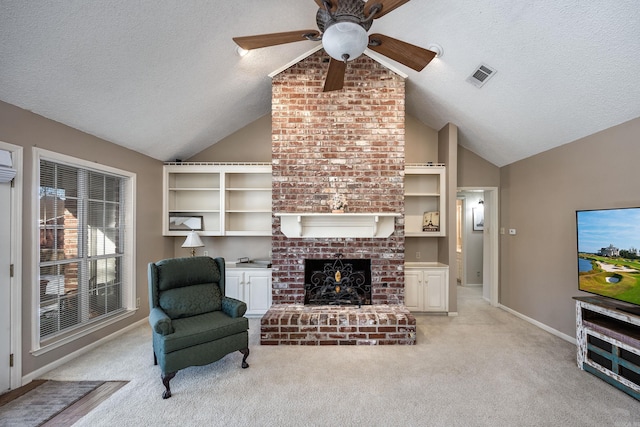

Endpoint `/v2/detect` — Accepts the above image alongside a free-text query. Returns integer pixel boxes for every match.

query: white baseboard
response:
[22,317,148,385]
[499,304,576,345]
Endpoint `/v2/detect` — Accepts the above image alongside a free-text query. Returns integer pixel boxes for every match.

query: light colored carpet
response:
[42,286,640,426]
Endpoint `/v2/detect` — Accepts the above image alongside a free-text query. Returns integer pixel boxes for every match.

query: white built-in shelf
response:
[163,163,272,236]
[404,164,446,237]
[274,213,400,238]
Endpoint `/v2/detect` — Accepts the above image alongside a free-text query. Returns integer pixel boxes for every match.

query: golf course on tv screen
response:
[577,207,640,307]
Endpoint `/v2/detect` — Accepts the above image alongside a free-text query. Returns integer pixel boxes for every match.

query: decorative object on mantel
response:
[181,230,204,256]
[331,193,348,213]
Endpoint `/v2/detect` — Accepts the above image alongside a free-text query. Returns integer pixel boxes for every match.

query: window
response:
[35,149,135,351]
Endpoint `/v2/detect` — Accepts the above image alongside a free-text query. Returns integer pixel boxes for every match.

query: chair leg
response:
[239,348,250,369]
[161,371,176,399]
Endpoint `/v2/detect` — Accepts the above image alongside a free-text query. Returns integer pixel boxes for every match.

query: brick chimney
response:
[271,50,406,305]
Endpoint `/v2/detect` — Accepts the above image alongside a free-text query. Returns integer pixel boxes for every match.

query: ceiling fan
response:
[233,0,438,92]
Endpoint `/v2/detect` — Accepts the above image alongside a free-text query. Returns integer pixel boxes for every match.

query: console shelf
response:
[574,296,640,400]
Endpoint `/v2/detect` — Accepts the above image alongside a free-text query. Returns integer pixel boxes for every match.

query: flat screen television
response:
[577,207,640,315]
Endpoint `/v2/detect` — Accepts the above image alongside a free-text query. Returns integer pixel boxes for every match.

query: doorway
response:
[0,142,23,392]
[457,187,498,307]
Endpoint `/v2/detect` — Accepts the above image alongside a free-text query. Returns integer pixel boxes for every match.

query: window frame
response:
[31,148,137,355]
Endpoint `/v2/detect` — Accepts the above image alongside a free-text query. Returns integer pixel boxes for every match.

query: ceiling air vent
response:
[467,63,497,88]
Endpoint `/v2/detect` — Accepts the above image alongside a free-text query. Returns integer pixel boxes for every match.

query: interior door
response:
[0,182,11,392]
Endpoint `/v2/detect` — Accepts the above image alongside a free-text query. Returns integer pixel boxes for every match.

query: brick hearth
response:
[260,305,416,345]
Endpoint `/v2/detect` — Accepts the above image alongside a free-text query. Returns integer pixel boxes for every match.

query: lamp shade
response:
[322,21,368,62]
[182,230,204,248]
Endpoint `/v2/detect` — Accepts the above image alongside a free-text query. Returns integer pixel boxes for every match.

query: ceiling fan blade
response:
[323,58,347,92]
[368,33,436,71]
[314,0,338,13]
[233,30,319,50]
[364,0,410,19]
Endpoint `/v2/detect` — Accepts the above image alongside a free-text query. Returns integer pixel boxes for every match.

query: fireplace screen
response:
[304,256,372,306]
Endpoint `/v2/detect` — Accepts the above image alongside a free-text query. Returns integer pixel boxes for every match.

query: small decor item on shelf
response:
[331,193,348,213]
[422,211,440,232]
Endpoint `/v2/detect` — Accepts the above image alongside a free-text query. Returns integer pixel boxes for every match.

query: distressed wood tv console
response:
[574,296,640,400]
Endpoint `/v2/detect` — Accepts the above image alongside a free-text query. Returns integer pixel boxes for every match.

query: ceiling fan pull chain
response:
[322,0,336,19]
[363,3,382,23]
[304,32,322,42]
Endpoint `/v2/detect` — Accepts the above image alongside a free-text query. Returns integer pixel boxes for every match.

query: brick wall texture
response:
[271,50,406,304]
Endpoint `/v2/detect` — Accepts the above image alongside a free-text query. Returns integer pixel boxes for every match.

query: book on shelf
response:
[422,211,440,232]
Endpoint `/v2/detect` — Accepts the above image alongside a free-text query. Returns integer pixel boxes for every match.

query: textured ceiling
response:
[1,1,639,166]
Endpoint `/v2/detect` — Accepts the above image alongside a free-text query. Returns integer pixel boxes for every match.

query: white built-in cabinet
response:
[225,267,272,317]
[404,263,449,312]
[404,164,446,237]
[404,165,449,313]
[163,163,272,236]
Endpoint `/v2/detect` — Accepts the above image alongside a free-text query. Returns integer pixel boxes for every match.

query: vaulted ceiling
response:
[1,1,639,167]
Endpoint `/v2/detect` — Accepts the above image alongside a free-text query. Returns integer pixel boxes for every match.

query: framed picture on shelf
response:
[422,211,440,232]
[473,208,484,231]
[169,215,203,231]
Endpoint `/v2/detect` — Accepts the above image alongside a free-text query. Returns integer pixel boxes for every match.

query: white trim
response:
[363,50,409,78]
[267,46,409,79]
[31,310,137,356]
[485,188,499,307]
[23,317,148,384]
[31,147,137,354]
[0,141,23,389]
[499,304,576,345]
[458,187,499,307]
[269,45,323,78]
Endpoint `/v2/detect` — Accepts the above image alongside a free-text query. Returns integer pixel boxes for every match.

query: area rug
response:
[0,380,104,427]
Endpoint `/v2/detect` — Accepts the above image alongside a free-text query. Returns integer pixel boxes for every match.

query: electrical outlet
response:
[136,297,140,308]
[204,250,209,257]
[416,251,421,259]
[509,228,517,235]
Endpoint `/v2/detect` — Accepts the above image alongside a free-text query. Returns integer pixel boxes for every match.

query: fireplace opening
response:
[304,254,372,307]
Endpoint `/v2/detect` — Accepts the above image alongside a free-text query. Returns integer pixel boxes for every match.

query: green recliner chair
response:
[148,256,249,399]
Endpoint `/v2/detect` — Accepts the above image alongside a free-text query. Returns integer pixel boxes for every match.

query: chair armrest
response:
[222,296,247,318]
[149,307,174,335]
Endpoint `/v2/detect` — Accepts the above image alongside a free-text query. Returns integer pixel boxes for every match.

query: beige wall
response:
[500,116,640,337]
[458,146,500,188]
[188,114,272,162]
[405,115,438,162]
[0,100,172,376]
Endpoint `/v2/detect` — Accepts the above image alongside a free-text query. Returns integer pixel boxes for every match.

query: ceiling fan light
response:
[322,22,368,62]
[236,46,249,57]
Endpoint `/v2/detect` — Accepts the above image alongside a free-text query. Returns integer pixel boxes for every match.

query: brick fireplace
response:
[263,50,415,345]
